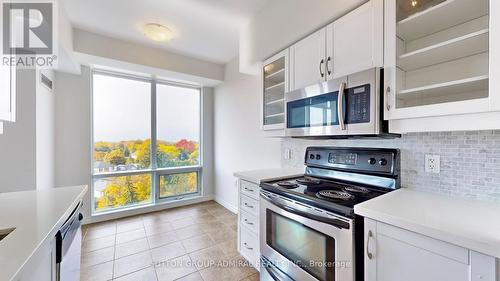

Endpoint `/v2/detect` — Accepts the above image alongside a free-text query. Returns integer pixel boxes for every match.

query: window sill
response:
[85,194,212,224]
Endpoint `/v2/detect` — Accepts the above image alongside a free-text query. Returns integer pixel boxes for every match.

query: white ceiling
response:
[63,0,270,64]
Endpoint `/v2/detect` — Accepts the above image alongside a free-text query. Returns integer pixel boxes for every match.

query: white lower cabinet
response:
[240,225,260,268]
[237,179,261,270]
[16,238,56,281]
[365,218,497,281]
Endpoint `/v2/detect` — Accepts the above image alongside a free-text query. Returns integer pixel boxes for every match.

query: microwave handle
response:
[338,82,346,130]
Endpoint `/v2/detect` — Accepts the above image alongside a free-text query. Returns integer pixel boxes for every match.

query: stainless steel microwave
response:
[286,68,399,138]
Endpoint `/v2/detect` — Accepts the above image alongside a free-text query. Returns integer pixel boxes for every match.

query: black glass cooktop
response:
[261,176,384,218]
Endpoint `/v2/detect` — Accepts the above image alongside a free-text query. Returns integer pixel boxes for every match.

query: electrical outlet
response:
[425,154,440,174]
[284,149,292,160]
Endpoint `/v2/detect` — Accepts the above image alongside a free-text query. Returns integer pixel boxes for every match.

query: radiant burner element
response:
[296,177,322,185]
[277,181,299,189]
[316,190,354,201]
[344,186,370,194]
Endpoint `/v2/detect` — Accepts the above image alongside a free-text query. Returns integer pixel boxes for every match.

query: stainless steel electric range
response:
[259,147,401,281]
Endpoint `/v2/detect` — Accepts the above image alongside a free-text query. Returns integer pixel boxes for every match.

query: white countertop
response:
[0,185,88,281]
[354,188,500,258]
[234,167,305,184]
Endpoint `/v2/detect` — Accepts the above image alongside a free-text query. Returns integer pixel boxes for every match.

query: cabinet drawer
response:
[240,228,259,267]
[240,210,259,234]
[240,195,259,217]
[240,180,259,199]
[377,222,469,264]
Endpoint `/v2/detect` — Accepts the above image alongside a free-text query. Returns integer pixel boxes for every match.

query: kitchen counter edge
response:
[354,188,500,258]
[234,168,304,184]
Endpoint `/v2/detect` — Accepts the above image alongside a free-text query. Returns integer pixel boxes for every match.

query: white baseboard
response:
[214,196,238,214]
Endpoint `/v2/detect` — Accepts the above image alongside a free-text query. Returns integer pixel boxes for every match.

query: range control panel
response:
[305,147,398,175]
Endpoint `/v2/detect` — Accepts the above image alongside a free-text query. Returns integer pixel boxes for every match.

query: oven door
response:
[260,191,354,281]
[286,77,348,137]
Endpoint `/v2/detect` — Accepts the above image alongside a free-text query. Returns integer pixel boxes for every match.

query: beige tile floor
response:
[81,201,259,281]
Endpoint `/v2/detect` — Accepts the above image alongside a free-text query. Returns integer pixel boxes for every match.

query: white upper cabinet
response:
[384,0,498,124]
[262,49,289,132]
[290,29,326,91]
[289,0,383,91]
[328,0,384,79]
[0,64,16,122]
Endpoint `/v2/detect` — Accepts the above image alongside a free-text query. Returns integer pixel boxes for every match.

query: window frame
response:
[90,69,203,215]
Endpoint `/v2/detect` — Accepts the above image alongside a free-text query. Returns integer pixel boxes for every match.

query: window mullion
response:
[151,79,158,204]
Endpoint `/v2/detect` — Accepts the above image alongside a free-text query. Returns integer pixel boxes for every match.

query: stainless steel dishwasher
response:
[55,202,83,281]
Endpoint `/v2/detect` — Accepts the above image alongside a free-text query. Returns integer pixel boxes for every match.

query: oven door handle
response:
[261,257,294,281]
[261,193,350,230]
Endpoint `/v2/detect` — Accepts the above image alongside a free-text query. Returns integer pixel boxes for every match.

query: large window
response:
[92,71,201,213]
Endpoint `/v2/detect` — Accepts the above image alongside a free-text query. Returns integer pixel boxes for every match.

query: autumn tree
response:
[159,172,197,197]
[104,149,126,166]
[96,174,151,210]
[175,139,196,153]
[135,139,151,168]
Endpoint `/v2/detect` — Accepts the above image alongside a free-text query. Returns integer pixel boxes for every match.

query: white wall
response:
[213,58,281,211]
[73,29,224,85]
[239,0,366,72]
[0,68,56,192]
[202,87,215,198]
[36,69,55,190]
[54,66,92,217]
[0,69,37,192]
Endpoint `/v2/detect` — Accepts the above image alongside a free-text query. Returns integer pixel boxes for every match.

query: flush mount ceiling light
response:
[143,23,173,42]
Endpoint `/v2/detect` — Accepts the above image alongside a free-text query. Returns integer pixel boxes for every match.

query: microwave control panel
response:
[346,84,370,124]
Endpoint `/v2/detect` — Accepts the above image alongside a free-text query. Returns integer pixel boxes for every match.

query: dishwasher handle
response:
[56,203,82,264]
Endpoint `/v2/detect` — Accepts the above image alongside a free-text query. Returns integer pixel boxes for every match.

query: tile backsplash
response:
[281,131,500,202]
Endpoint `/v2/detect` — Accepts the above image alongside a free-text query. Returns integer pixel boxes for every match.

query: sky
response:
[93,74,200,143]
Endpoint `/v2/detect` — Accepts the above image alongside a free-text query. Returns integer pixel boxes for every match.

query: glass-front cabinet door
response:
[384,0,492,120]
[263,49,289,132]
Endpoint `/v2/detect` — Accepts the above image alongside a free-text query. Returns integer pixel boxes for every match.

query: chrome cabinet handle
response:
[244,187,255,192]
[319,59,325,78]
[338,82,346,131]
[243,242,253,250]
[386,86,391,111]
[244,203,254,208]
[326,57,332,76]
[244,219,254,225]
[367,230,374,260]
